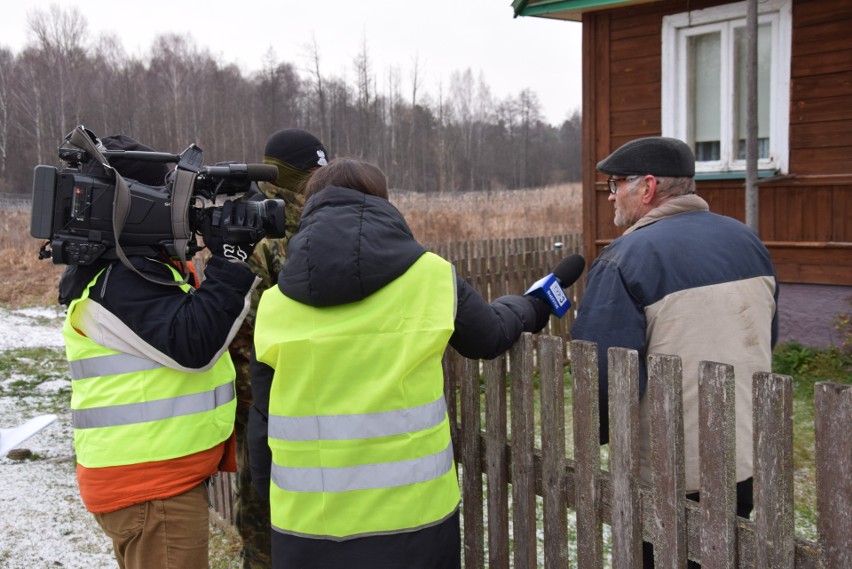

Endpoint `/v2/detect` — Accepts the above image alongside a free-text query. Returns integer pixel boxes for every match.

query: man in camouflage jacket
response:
[230,128,328,568]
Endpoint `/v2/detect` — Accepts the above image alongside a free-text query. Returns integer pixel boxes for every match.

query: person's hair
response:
[654,176,695,199]
[304,158,389,201]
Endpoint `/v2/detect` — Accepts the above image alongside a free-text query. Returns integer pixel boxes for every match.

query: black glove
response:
[201,200,265,262]
[528,296,552,334]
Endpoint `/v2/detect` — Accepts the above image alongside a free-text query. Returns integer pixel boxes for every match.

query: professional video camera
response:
[30,125,284,267]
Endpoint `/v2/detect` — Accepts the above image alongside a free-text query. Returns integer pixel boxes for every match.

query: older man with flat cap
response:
[571,137,779,568]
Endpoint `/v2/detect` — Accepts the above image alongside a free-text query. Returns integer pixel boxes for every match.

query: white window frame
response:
[661,0,792,175]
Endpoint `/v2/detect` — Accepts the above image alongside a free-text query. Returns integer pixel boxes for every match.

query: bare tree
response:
[27,6,89,137]
[303,35,328,145]
[517,88,543,188]
[353,32,374,155]
[0,10,581,197]
[0,49,14,180]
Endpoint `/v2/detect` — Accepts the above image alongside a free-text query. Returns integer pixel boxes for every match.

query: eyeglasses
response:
[607,175,641,194]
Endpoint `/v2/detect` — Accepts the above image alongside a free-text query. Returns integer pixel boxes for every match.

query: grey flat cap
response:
[596,136,695,177]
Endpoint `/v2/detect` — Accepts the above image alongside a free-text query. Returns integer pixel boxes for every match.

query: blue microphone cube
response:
[524,274,572,317]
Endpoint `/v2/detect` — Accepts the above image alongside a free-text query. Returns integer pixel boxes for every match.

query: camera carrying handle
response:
[66,126,193,288]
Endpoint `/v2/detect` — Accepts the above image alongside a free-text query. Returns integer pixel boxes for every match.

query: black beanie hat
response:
[263,128,328,172]
[596,136,695,177]
[101,134,170,186]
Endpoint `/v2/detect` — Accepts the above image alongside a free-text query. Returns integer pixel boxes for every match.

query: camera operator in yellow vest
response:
[59,135,262,569]
[249,158,556,568]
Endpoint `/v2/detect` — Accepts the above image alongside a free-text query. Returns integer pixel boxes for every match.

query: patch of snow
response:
[13,306,65,320]
[1,306,65,350]
[0,307,116,567]
[35,378,72,393]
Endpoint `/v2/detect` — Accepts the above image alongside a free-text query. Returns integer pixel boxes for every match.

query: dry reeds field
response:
[0,209,65,307]
[392,183,582,244]
[1,183,582,307]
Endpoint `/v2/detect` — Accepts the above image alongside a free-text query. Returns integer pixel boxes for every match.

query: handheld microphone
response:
[524,253,586,317]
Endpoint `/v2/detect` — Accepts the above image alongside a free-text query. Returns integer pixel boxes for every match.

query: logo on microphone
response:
[548,281,568,306]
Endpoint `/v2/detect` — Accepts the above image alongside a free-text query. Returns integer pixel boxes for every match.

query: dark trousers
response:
[271,510,461,569]
[643,477,754,568]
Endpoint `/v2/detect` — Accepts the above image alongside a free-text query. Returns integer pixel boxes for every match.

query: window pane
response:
[735,23,771,159]
[689,32,722,161]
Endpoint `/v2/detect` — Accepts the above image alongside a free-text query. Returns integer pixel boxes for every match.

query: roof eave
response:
[513,0,660,22]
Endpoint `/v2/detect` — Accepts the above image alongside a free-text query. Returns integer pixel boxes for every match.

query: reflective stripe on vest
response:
[69,353,163,380]
[256,252,459,539]
[269,396,447,441]
[271,442,454,493]
[64,263,236,469]
[72,382,234,429]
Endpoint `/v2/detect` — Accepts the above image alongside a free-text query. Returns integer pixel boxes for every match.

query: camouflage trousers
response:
[233,351,272,569]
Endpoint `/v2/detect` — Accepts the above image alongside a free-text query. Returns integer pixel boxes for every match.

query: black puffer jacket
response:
[248,186,549,568]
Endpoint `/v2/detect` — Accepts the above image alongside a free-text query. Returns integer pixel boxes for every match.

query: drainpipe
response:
[745,0,759,232]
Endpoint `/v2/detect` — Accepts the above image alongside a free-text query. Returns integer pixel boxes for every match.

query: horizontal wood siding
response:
[765,242,852,284]
[583,0,852,286]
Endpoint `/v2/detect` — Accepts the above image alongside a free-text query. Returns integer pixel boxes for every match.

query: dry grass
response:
[0,209,65,308]
[391,183,582,244]
[0,184,583,308]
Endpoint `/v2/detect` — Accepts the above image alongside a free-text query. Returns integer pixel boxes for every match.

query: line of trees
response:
[0,6,581,195]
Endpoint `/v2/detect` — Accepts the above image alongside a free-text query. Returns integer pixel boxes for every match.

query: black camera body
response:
[31,127,284,266]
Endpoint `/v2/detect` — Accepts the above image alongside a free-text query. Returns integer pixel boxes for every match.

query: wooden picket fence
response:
[425,233,586,347]
[442,335,851,568]
[209,232,850,567]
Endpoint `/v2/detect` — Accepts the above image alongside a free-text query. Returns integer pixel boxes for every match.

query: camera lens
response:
[249,199,286,239]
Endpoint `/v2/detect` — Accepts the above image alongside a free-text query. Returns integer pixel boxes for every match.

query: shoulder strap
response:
[67,126,190,288]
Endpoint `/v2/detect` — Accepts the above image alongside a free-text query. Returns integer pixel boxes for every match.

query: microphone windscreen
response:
[246,164,278,182]
[553,254,586,287]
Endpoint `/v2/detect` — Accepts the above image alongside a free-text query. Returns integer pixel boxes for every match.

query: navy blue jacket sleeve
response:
[570,258,648,444]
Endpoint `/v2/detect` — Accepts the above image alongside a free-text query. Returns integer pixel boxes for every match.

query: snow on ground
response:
[2,306,67,350]
[0,306,117,568]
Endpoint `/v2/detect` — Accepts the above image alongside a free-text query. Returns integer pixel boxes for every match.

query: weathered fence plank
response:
[510,334,537,569]
[460,355,484,569]
[814,382,852,569]
[753,372,795,568]
[571,340,604,569]
[484,355,510,569]
[610,347,642,568]
[540,335,568,568]
[443,353,460,459]
[648,354,687,569]
[698,361,737,569]
[208,472,234,527]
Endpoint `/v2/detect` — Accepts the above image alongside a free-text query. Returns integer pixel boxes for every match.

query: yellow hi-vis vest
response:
[255,252,459,540]
[64,264,237,469]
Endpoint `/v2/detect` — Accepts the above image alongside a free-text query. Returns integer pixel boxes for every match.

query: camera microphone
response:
[200,163,278,182]
[524,253,586,317]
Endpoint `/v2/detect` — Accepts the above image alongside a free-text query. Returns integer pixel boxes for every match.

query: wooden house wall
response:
[581,0,852,286]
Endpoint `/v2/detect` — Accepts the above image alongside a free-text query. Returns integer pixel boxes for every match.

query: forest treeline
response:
[0,6,582,195]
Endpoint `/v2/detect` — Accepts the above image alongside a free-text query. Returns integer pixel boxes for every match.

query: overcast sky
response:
[1,0,582,125]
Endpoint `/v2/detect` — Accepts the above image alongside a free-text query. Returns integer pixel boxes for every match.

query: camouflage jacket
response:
[230,180,306,360]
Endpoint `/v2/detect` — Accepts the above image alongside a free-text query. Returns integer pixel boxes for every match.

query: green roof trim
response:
[513,0,637,18]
